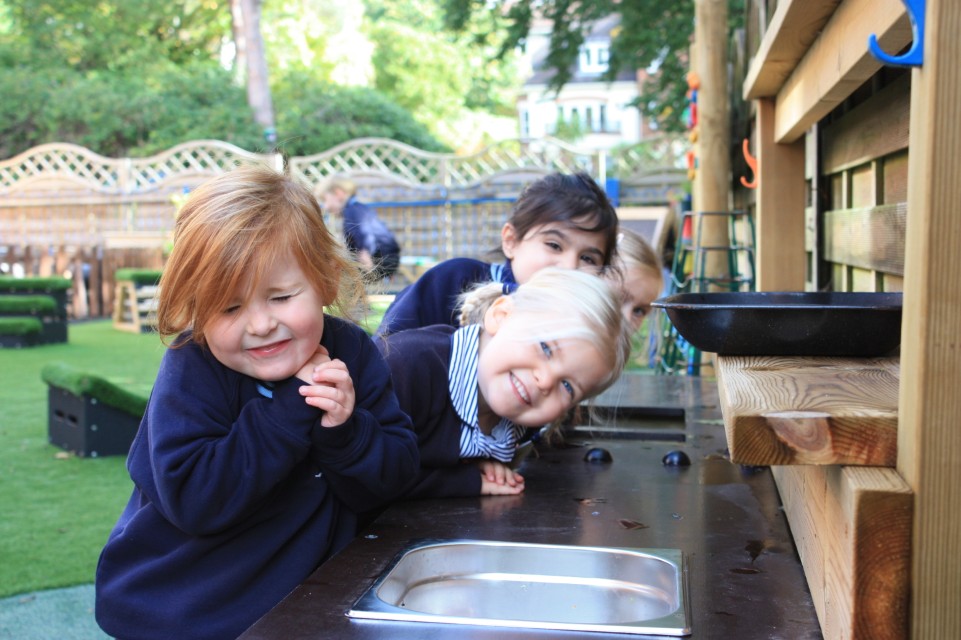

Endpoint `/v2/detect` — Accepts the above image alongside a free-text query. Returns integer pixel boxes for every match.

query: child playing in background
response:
[608,228,665,333]
[95,165,419,640]
[319,174,402,282]
[372,268,632,498]
[375,171,618,336]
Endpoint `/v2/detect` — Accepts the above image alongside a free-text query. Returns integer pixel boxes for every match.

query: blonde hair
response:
[156,164,365,347]
[458,267,632,398]
[611,228,663,289]
[318,174,357,197]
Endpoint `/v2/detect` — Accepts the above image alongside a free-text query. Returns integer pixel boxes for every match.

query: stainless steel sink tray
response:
[347,539,691,636]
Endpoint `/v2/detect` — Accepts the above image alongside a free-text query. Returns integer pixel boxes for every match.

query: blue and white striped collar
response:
[448,324,525,463]
[448,324,482,427]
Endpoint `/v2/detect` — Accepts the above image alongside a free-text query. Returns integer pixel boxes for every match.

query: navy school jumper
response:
[376,324,487,498]
[95,317,419,640]
[375,257,515,337]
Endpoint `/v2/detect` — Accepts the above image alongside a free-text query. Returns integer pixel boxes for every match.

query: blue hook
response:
[868,0,925,67]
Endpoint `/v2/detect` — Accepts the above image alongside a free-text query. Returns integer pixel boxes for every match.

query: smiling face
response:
[476,297,609,427]
[501,221,608,284]
[205,253,327,382]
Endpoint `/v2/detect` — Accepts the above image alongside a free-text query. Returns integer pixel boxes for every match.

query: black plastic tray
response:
[651,291,903,357]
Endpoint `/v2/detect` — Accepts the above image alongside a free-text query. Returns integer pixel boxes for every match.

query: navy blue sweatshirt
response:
[342,197,399,257]
[95,317,419,640]
[376,324,485,498]
[375,257,515,336]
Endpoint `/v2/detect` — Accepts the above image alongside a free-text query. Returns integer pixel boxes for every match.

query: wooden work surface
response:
[715,355,900,466]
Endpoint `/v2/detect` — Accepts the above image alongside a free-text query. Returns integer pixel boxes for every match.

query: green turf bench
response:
[41,361,149,458]
[0,295,68,344]
[0,276,71,316]
[0,317,43,347]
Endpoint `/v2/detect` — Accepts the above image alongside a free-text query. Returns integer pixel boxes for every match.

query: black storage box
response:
[47,385,142,457]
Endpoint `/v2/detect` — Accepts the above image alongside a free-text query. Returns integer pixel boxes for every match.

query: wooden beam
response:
[820,73,911,173]
[716,356,899,466]
[743,0,841,100]
[899,0,961,636]
[772,464,912,640]
[773,0,911,142]
[754,98,806,291]
[823,204,907,275]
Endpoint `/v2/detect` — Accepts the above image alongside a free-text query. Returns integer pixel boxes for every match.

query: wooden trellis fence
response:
[0,137,686,319]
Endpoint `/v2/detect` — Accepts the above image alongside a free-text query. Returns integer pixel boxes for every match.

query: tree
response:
[440,0,742,133]
[230,0,275,145]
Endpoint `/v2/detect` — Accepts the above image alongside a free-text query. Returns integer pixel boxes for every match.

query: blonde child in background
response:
[319,174,402,282]
[95,165,419,640]
[373,268,632,498]
[608,228,665,333]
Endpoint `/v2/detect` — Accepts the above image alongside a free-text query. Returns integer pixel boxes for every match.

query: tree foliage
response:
[1,0,229,71]
[363,0,519,138]
[441,0,742,133]
[272,72,447,156]
[0,0,448,157]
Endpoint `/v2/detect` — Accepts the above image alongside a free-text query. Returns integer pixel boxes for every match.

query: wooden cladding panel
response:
[823,204,906,276]
[882,152,909,205]
[821,74,911,174]
[850,165,875,208]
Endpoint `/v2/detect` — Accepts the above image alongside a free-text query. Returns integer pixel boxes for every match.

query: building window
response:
[579,42,610,74]
[599,105,607,132]
[520,109,530,137]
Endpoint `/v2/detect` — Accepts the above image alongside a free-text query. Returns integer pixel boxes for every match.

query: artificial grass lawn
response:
[0,320,165,599]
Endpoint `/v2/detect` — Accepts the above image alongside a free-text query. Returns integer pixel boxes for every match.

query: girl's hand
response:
[295,345,333,383]
[478,460,525,495]
[299,351,356,428]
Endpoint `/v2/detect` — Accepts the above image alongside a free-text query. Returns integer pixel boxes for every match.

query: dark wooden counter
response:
[240,374,822,639]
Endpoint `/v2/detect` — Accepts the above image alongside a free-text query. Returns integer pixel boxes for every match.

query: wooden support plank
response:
[755,98,807,291]
[820,73,911,174]
[743,0,841,100]
[774,0,911,143]
[899,0,961,636]
[772,464,912,640]
[823,204,907,275]
[716,356,899,465]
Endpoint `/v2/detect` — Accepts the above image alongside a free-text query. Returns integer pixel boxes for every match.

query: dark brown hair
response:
[505,172,618,266]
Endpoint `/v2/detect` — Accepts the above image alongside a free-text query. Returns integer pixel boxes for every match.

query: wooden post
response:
[693,0,732,287]
[755,98,806,291]
[898,0,961,636]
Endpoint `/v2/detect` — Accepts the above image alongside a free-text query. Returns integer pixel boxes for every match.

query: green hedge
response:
[0,295,58,315]
[0,276,71,292]
[40,361,149,417]
[115,269,163,286]
[0,317,43,335]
